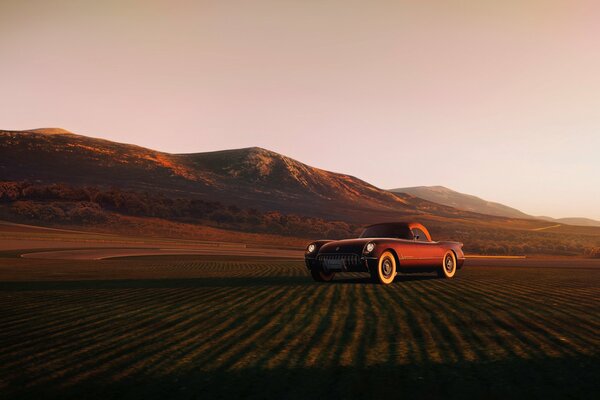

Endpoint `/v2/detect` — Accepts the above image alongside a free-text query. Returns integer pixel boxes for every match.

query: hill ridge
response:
[390,185,532,219]
[3,128,597,227]
[0,128,436,221]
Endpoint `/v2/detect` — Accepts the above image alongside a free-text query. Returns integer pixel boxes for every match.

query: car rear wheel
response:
[310,268,335,282]
[438,251,457,279]
[371,251,396,285]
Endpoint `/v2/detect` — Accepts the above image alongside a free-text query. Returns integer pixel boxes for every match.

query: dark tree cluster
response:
[429,223,598,256]
[1,181,599,256]
[0,181,359,239]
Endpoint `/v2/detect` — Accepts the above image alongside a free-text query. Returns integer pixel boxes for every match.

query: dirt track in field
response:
[0,221,304,259]
[20,246,303,260]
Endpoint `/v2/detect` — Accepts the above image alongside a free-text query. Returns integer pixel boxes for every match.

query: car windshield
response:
[359,224,413,239]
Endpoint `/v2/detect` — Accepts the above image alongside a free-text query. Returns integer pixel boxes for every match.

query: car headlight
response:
[364,242,375,254]
[307,243,316,253]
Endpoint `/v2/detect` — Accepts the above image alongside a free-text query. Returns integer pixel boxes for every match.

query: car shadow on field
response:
[0,273,444,291]
[333,274,439,285]
[0,272,446,291]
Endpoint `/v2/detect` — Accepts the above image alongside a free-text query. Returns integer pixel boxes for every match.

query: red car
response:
[305,222,465,285]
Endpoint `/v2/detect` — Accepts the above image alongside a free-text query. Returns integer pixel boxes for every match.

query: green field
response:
[1,255,599,399]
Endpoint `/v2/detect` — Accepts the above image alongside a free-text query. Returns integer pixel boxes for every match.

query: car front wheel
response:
[438,251,457,279]
[371,251,396,285]
[310,268,335,282]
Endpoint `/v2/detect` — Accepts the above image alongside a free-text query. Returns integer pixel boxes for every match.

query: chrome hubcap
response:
[382,258,393,278]
[445,255,454,273]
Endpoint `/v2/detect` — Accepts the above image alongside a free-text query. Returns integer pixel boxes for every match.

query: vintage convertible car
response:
[305,222,464,284]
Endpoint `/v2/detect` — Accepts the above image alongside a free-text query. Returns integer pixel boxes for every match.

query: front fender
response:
[364,242,402,272]
[365,240,402,259]
[304,240,333,269]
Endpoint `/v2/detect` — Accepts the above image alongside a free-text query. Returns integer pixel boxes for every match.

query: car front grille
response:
[317,253,361,270]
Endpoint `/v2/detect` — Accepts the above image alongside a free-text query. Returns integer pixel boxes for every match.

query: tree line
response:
[1,181,599,257]
[0,181,359,239]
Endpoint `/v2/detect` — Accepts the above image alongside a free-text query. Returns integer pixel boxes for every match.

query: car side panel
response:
[397,241,444,267]
[370,240,443,268]
[413,242,445,267]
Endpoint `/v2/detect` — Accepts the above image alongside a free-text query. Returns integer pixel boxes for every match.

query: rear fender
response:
[439,241,465,268]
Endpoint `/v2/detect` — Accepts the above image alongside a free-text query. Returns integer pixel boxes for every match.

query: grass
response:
[0,255,598,399]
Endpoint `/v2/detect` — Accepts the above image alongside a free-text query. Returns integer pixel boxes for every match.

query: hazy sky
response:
[1,1,599,219]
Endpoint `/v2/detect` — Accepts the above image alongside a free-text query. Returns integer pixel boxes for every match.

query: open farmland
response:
[0,254,599,399]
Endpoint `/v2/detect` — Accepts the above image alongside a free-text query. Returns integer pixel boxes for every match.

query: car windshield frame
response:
[359,224,413,240]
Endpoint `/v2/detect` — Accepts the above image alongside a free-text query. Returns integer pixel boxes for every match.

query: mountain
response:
[390,186,531,219]
[3,129,596,228]
[3,128,600,256]
[0,128,470,222]
[536,216,600,228]
[390,185,600,227]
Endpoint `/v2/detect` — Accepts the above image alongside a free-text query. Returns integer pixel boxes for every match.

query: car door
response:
[409,227,444,267]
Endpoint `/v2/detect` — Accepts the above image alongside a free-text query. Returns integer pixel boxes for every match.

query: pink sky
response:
[1,1,599,219]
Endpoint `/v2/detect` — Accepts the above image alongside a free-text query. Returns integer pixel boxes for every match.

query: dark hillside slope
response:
[0,129,470,221]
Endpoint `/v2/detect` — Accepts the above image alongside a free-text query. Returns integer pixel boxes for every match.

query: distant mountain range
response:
[535,216,600,228]
[390,186,600,227]
[1,128,597,228]
[390,186,530,219]
[0,128,473,222]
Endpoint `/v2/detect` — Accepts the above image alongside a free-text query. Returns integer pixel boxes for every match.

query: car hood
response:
[318,238,373,255]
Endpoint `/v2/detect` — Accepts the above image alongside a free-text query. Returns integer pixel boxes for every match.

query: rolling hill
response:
[536,216,600,228]
[0,128,467,221]
[1,128,600,256]
[390,185,600,227]
[389,186,531,218]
